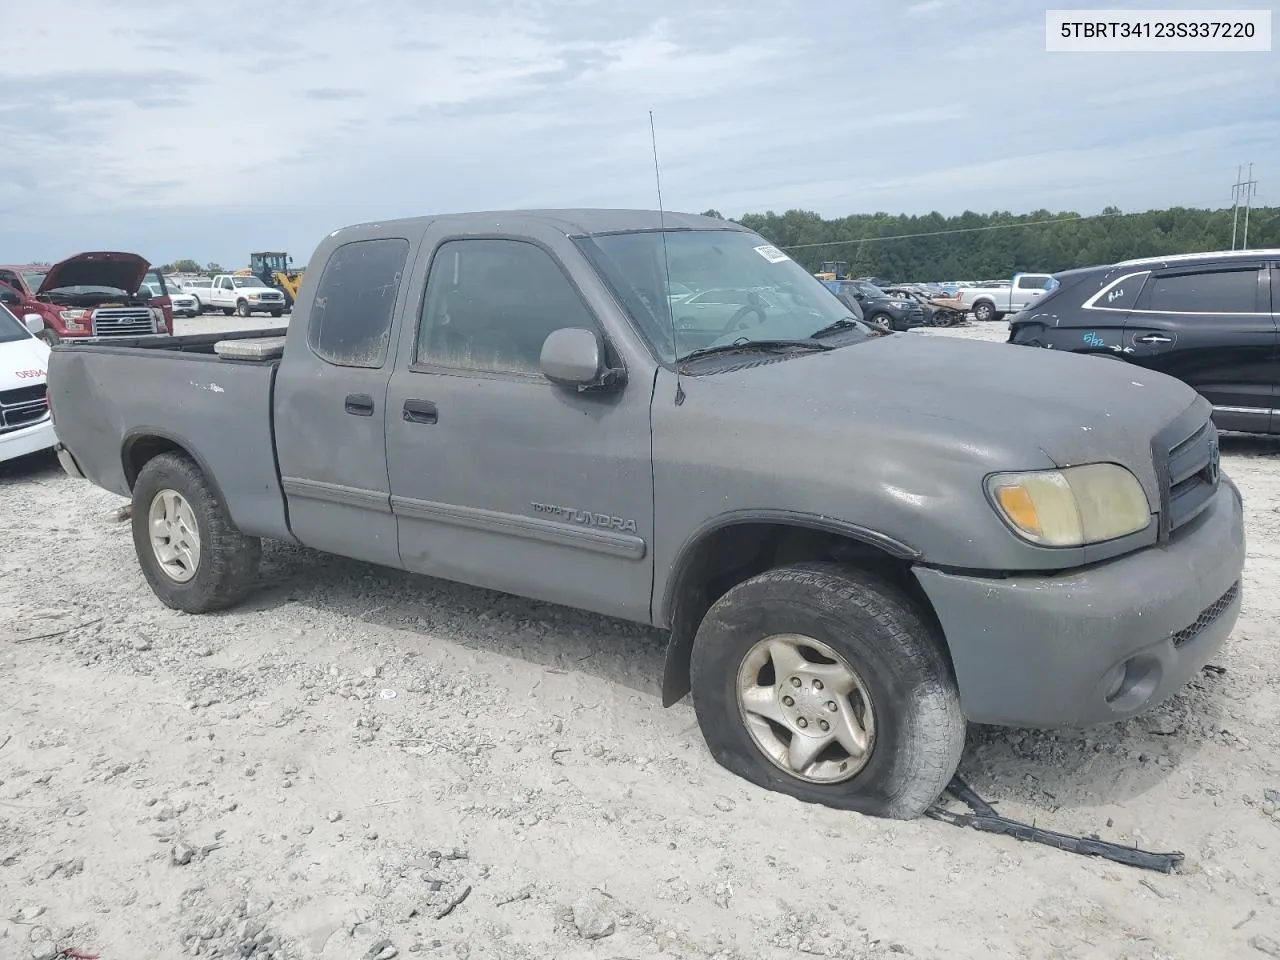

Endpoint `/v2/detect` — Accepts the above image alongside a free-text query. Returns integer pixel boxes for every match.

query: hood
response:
[688,333,1201,496]
[0,337,50,390]
[37,252,151,295]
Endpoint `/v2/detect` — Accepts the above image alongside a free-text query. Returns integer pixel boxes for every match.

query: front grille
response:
[91,307,156,337]
[258,292,284,302]
[0,383,49,435]
[1151,409,1219,540]
[1170,581,1239,648]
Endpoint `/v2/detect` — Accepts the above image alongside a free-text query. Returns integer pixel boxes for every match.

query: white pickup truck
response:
[206,275,288,318]
[958,272,1057,322]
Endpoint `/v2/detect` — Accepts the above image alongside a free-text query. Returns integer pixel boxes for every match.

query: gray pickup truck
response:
[47,210,1245,819]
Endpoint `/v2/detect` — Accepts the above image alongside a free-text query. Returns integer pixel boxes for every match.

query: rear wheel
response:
[131,452,261,613]
[689,562,965,819]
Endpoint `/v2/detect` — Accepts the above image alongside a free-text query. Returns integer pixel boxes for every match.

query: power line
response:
[776,211,1130,251]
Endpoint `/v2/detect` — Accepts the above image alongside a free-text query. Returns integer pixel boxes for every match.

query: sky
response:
[1,0,1276,268]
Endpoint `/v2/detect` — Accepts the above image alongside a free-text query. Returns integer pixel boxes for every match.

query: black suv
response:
[1008,250,1279,434]
[825,280,925,331]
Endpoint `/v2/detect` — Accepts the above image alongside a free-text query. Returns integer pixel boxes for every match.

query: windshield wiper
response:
[808,317,867,339]
[677,338,833,364]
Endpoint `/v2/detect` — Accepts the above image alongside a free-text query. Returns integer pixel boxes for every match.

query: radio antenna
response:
[650,110,684,405]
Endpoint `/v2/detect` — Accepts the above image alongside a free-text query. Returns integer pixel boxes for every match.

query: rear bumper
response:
[0,417,57,464]
[56,442,85,479]
[914,477,1245,728]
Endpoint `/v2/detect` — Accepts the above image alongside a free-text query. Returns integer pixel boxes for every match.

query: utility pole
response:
[1231,163,1257,250]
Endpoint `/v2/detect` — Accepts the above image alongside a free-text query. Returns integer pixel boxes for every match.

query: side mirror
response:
[539,327,624,392]
[24,314,43,335]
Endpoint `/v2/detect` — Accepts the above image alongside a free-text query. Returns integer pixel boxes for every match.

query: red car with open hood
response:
[0,252,174,345]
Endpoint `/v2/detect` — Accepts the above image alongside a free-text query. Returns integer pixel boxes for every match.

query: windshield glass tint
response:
[577,229,869,361]
[23,272,46,290]
[0,303,28,343]
[233,277,263,287]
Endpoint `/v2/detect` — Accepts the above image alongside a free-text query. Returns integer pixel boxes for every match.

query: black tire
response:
[130,452,261,613]
[270,309,283,318]
[222,308,234,316]
[866,312,894,332]
[36,328,60,346]
[689,562,965,820]
[235,299,250,318]
[192,297,203,313]
[972,301,995,322]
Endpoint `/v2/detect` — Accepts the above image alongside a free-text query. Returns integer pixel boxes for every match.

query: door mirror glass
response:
[540,327,604,386]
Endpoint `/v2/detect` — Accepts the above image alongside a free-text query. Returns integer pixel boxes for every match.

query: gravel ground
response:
[2,316,1278,960]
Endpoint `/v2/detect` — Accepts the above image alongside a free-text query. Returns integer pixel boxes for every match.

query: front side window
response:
[416,238,597,377]
[0,303,29,343]
[1145,268,1259,314]
[307,237,409,368]
[577,229,871,362]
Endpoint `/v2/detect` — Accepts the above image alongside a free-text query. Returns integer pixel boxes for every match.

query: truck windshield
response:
[577,229,871,363]
[23,272,46,290]
[232,277,263,287]
[0,303,29,343]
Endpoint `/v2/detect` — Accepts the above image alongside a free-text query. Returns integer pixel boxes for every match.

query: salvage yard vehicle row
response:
[46,209,1245,819]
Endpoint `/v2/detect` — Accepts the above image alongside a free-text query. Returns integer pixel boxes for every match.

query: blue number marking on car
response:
[1082,332,1105,347]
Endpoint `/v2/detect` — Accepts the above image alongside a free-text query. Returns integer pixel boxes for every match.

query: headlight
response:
[986,463,1151,547]
[59,309,87,321]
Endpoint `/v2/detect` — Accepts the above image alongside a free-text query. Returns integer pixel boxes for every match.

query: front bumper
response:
[0,417,57,464]
[914,477,1245,728]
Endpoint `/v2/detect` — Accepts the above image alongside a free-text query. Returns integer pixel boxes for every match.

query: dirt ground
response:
[2,316,1278,960]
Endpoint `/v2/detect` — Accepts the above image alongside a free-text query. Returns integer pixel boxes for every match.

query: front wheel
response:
[689,562,965,819]
[866,312,893,332]
[235,299,250,318]
[972,301,996,322]
[36,328,60,346]
[191,297,203,313]
[131,452,261,613]
[269,309,283,318]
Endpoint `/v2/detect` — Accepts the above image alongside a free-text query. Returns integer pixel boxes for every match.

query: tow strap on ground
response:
[926,776,1185,874]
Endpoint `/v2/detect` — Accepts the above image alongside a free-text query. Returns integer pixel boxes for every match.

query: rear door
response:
[273,236,413,566]
[1009,273,1052,313]
[1123,262,1275,433]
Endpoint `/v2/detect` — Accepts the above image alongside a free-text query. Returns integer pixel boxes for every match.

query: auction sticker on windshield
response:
[753,244,791,263]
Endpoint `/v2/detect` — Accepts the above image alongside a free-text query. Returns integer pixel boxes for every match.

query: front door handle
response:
[1134,334,1174,345]
[403,398,438,424]
[345,393,375,416]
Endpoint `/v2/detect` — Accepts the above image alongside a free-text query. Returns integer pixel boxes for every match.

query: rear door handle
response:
[403,398,438,424]
[344,393,375,416]
[1134,334,1174,345]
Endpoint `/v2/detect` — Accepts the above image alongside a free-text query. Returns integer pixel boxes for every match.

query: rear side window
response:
[1144,268,1260,314]
[1015,275,1052,290]
[307,238,409,368]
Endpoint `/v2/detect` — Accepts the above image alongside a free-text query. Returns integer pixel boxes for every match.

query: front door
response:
[273,235,413,566]
[1124,262,1276,434]
[385,234,655,622]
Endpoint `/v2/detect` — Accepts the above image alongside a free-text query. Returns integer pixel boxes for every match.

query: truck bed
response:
[48,329,296,543]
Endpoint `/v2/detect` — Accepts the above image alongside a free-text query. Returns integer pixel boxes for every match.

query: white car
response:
[140,281,200,318]
[0,302,57,464]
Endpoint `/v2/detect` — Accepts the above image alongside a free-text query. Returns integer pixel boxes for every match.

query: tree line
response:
[699,205,1280,282]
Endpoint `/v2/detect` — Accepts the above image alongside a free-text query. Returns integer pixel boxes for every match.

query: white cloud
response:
[0,0,1274,265]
